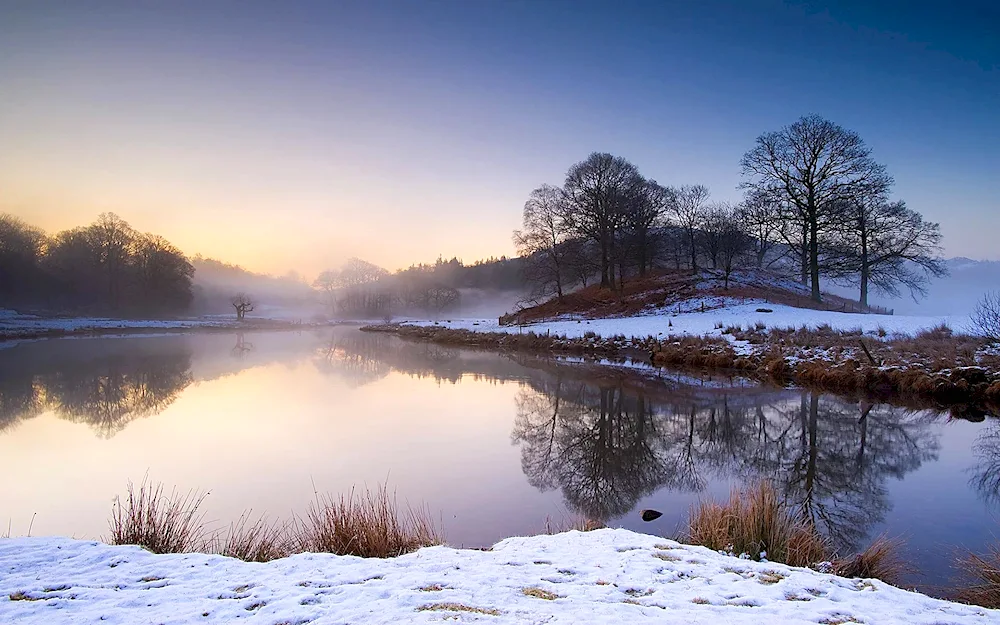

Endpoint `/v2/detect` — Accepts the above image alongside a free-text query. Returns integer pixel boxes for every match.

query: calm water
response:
[1,328,997,592]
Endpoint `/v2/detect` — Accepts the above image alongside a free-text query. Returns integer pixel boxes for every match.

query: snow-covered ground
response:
[0,530,992,624]
[402,300,970,340]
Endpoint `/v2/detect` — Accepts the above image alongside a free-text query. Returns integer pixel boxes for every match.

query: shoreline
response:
[0,318,342,343]
[361,323,1000,418]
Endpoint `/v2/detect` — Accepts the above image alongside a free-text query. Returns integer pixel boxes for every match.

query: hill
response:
[501,268,890,326]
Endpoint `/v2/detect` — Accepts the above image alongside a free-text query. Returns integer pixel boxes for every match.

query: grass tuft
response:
[106,477,208,554]
[686,481,827,567]
[522,586,561,600]
[417,603,500,615]
[956,543,1000,608]
[213,511,289,562]
[833,534,907,585]
[294,483,441,558]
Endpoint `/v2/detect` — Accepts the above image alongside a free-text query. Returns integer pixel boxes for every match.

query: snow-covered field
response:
[402,300,970,341]
[0,530,992,624]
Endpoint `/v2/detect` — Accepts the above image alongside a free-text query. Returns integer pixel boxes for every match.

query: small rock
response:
[640,509,662,522]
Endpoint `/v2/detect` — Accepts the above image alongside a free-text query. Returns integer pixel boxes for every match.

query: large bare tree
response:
[561,152,644,289]
[513,184,571,300]
[741,116,893,302]
[838,197,945,307]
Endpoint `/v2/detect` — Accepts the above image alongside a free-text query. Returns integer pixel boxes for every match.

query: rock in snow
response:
[0,529,994,624]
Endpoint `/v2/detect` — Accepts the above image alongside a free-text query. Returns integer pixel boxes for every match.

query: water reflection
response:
[0,329,996,567]
[969,421,1000,506]
[0,340,192,438]
[511,364,940,553]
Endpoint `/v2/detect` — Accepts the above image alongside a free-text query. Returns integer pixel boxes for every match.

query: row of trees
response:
[0,212,194,314]
[515,116,945,306]
[312,257,463,318]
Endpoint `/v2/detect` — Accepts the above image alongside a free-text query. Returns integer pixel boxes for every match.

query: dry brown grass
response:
[832,534,907,585]
[106,477,208,554]
[417,602,501,615]
[214,511,290,562]
[542,514,606,534]
[521,586,561,600]
[295,483,442,558]
[956,543,1000,608]
[686,482,827,567]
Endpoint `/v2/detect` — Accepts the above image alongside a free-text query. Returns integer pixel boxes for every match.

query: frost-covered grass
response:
[1,529,995,624]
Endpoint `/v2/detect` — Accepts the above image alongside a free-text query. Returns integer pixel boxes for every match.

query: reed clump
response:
[686,482,827,567]
[832,534,908,586]
[294,483,442,558]
[106,477,209,554]
[956,544,1000,608]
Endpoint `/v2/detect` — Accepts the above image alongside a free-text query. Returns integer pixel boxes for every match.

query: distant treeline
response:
[0,212,194,315]
[312,256,525,318]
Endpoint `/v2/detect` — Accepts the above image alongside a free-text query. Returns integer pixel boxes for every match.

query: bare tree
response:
[708,204,753,288]
[312,269,340,315]
[622,180,674,277]
[87,212,136,310]
[737,192,782,268]
[840,198,946,307]
[973,292,1000,343]
[231,292,254,320]
[562,152,644,289]
[741,115,893,302]
[672,184,710,274]
[513,185,571,300]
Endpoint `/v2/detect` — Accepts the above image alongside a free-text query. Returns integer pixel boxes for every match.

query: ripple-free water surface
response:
[0,328,996,593]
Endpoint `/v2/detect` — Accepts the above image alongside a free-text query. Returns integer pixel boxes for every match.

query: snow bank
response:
[1,530,992,624]
[402,301,969,341]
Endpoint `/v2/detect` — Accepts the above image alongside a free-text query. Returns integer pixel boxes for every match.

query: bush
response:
[295,483,441,558]
[686,482,826,567]
[106,478,208,554]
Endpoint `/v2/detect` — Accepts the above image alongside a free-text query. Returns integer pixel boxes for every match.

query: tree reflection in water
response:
[0,339,193,438]
[512,366,940,553]
[969,420,1000,508]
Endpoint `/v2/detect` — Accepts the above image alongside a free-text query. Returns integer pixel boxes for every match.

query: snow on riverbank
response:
[0,309,324,339]
[402,301,969,341]
[0,530,992,624]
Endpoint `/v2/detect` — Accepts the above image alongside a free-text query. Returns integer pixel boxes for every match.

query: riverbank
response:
[362,307,1000,417]
[0,309,335,343]
[1,529,994,624]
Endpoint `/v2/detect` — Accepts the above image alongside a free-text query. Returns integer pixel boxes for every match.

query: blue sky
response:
[0,0,996,274]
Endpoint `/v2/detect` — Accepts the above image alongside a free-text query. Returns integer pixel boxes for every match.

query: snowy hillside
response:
[1,530,994,624]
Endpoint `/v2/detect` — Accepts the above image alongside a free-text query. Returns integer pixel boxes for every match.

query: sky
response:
[0,0,997,278]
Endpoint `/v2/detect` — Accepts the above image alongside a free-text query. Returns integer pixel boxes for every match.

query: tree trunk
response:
[689,229,697,275]
[859,227,869,309]
[809,207,821,302]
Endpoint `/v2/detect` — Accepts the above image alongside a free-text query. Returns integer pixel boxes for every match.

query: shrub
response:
[686,482,826,567]
[106,478,208,554]
[295,483,441,558]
